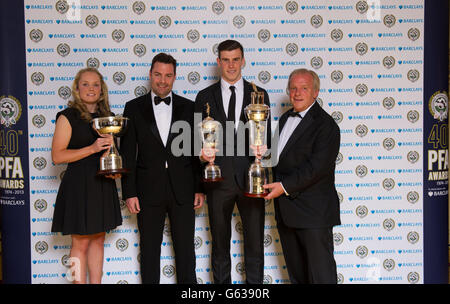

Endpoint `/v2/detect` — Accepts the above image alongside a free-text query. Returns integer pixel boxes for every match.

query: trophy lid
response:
[245,83,270,120]
[200,103,220,129]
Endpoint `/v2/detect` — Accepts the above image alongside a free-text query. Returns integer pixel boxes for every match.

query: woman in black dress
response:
[51,68,122,284]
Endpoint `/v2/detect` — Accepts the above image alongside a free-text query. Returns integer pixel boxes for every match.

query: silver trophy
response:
[91,115,129,176]
[244,89,270,197]
[198,103,223,182]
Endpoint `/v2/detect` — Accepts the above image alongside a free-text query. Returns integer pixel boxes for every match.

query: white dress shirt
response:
[151,91,172,147]
[220,77,244,129]
[151,92,172,168]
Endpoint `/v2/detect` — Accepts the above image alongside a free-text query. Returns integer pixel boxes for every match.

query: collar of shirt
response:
[291,100,315,120]
[220,77,244,93]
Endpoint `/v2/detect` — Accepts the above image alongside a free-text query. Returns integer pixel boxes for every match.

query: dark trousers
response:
[137,171,196,284]
[277,223,337,284]
[206,177,265,284]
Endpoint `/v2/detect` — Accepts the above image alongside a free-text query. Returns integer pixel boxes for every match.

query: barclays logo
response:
[26,5,52,9]
[182,48,206,53]
[230,33,255,39]
[31,176,57,181]
[106,257,132,262]
[183,6,207,11]
[230,5,255,10]
[337,264,354,269]
[336,170,353,175]
[377,195,402,201]
[49,34,75,39]
[70,4,99,9]
[56,19,82,25]
[56,63,83,68]
[27,62,55,67]
[258,5,283,10]
[26,19,53,24]
[301,5,327,10]
[328,5,352,10]
[27,48,54,53]
[81,34,107,39]
[281,19,305,24]
[399,18,424,24]
[356,60,380,65]
[102,5,127,10]
[102,19,128,24]
[350,74,373,79]
[349,196,373,201]
[131,20,156,25]
[32,259,58,264]
[108,90,130,95]
[33,273,59,279]
[399,5,424,9]
[356,101,379,106]
[50,76,75,81]
[30,105,56,110]
[151,6,177,10]
[106,271,135,276]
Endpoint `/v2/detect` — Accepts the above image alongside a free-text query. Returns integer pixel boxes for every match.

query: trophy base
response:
[201,177,224,183]
[96,168,130,176]
[244,192,268,198]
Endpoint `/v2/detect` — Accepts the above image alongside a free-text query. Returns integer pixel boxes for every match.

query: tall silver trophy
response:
[91,115,129,176]
[199,103,223,182]
[244,88,270,197]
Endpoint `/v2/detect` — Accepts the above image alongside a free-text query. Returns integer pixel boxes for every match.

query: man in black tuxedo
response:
[120,53,205,284]
[264,69,340,284]
[195,40,271,284]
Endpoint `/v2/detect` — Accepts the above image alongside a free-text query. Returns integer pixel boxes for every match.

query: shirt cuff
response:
[280,182,289,196]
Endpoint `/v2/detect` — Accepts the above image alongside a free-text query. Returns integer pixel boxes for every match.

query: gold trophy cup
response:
[244,89,270,197]
[91,115,129,176]
[199,103,223,182]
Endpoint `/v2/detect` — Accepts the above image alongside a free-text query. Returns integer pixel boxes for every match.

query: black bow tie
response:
[288,110,302,118]
[154,96,171,105]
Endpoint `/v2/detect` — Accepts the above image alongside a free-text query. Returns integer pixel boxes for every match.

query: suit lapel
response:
[212,82,227,125]
[240,80,252,123]
[140,92,164,147]
[278,110,290,135]
[166,94,184,147]
[278,104,317,161]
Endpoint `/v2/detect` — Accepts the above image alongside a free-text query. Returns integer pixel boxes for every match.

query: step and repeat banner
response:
[1,0,448,284]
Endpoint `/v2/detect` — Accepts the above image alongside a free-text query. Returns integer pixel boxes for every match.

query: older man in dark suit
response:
[121,53,205,284]
[264,68,341,284]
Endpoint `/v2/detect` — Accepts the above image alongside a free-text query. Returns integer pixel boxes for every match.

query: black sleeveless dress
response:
[51,107,122,235]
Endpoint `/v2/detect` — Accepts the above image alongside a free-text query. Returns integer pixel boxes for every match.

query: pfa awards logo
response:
[428,91,448,121]
[0,95,22,127]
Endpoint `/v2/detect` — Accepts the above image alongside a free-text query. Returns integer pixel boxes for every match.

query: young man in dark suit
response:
[120,53,205,284]
[264,68,341,284]
[195,40,271,284]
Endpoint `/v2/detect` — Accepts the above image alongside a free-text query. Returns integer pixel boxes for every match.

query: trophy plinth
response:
[91,116,129,176]
[244,91,270,198]
[245,162,269,198]
[199,104,223,183]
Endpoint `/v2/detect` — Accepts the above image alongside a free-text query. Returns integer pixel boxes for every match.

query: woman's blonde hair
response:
[68,68,111,121]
